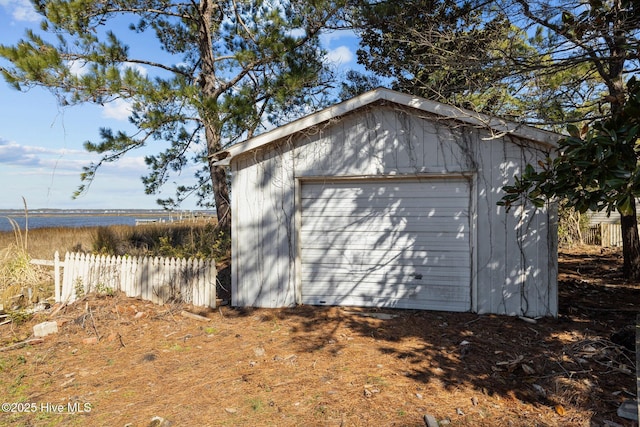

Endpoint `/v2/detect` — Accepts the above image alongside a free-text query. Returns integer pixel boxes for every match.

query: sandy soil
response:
[0,246,638,427]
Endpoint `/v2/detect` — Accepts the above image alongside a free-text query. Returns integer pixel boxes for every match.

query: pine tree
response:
[1,0,344,233]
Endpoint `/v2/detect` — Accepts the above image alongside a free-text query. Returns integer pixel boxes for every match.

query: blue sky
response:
[0,0,360,210]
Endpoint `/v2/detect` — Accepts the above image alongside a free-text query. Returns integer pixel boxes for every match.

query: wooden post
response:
[601,223,609,247]
[54,251,60,303]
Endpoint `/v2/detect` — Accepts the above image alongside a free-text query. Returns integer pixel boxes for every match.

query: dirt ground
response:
[1,246,639,427]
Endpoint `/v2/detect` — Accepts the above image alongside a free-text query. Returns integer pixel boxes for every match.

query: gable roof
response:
[212,87,560,166]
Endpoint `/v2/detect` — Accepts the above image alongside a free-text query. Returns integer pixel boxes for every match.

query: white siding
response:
[473,131,557,316]
[230,103,558,316]
[587,210,620,225]
[293,109,471,177]
[231,146,296,307]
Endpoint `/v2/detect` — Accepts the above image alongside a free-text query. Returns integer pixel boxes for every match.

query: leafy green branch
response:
[500,77,640,218]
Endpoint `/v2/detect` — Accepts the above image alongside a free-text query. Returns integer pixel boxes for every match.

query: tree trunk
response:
[206,130,231,234]
[620,198,640,281]
[197,0,231,234]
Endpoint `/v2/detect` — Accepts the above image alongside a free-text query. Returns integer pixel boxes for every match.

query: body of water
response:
[0,210,210,232]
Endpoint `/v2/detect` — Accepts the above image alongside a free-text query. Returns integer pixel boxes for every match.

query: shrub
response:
[90,222,230,260]
[558,202,590,248]
[92,227,123,255]
[0,217,50,309]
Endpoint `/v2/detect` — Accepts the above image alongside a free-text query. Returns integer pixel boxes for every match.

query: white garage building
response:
[213,88,559,317]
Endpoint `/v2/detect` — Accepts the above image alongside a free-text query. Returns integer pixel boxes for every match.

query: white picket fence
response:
[34,252,216,308]
[585,223,623,247]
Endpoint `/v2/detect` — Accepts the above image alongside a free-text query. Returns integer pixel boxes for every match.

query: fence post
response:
[61,252,71,303]
[54,251,60,303]
[601,223,609,248]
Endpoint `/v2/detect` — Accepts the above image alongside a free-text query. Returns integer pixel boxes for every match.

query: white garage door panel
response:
[303,292,469,312]
[300,231,469,251]
[301,249,469,267]
[302,207,469,220]
[302,182,467,199]
[301,217,468,233]
[304,285,468,301]
[300,178,471,311]
[301,196,469,210]
[302,269,469,290]
[302,196,469,209]
[302,264,471,278]
[302,274,470,290]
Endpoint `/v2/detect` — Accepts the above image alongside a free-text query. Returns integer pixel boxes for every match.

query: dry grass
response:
[0,220,228,311]
[0,226,95,261]
[0,218,54,310]
[0,221,97,310]
[0,221,225,261]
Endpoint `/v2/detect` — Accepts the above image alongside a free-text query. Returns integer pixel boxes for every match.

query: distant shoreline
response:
[0,210,215,218]
[0,211,216,232]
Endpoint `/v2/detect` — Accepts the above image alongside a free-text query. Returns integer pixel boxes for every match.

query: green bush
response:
[92,227,122,254]
[90,222,230,260]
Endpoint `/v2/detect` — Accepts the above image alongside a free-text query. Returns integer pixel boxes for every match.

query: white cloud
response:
[67,60,89,77]
[67,61,148,80]
[2,0,39,22]
[326,46,354,66]
[102,156,147,172]
[0,137,148,175]
[0,138,67,167]
[287,28,306,38]
[0,141,200,210]
[320,29,359,46]
[102,98,132,121]
[121,62,148,77]
[99,64,147,121]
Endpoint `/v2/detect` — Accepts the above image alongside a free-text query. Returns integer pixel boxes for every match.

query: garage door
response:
[300,178,471,311]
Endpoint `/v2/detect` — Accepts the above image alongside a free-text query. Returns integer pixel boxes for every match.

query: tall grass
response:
[0,218,229,309]
[0,217,50,310]
[0,224,95,260]
[91,222,229,260]
[0,222,229,260]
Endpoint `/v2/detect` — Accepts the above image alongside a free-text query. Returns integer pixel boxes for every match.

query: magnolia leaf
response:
[581,122,589,137]
[618,195,634,216]
[532,198,546,208]
[605,178,627,188]
[567,124,580,138]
